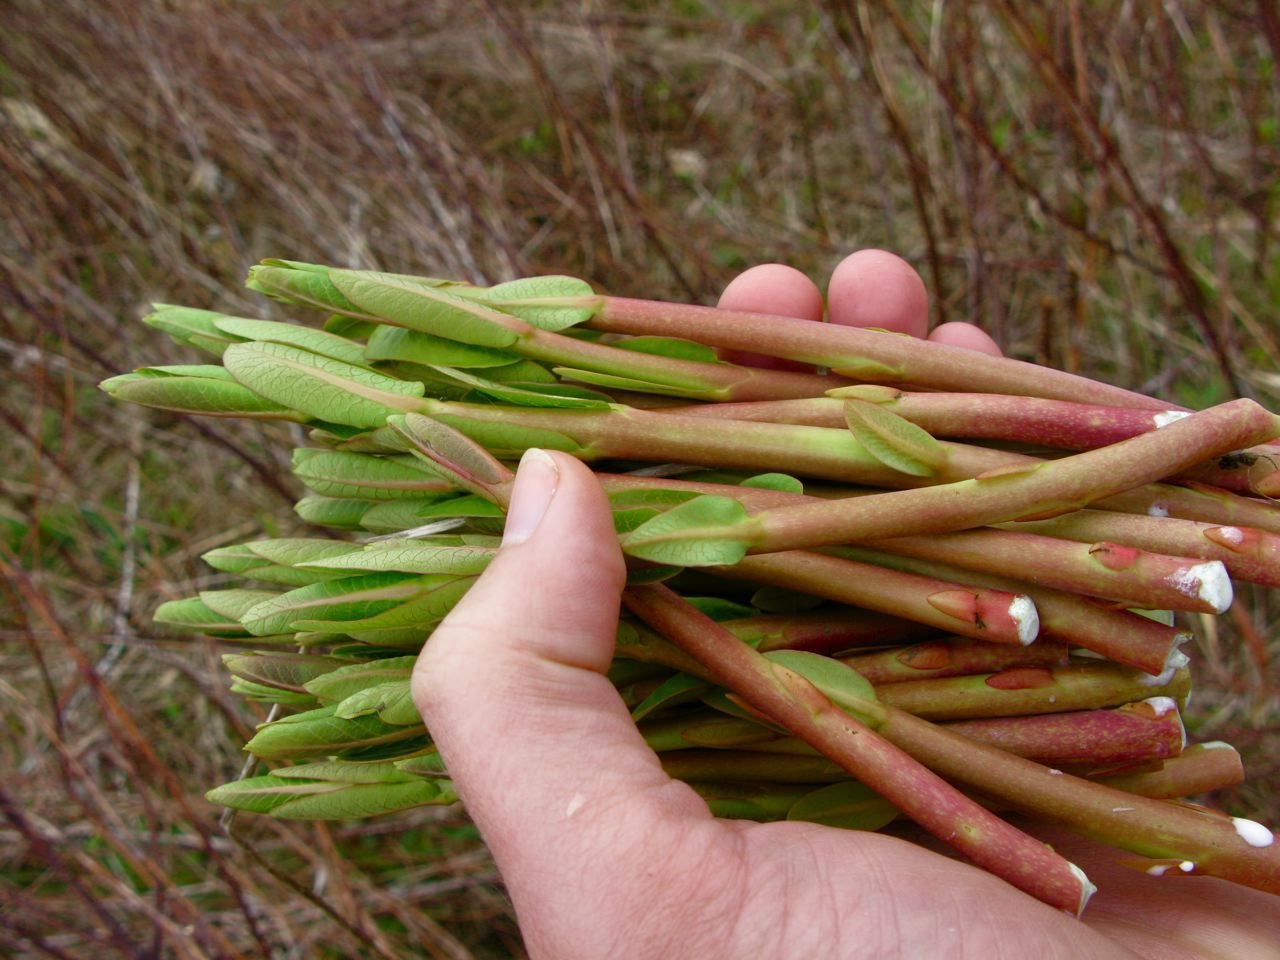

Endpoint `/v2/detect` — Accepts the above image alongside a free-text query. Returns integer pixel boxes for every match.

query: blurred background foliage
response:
[2,1,1278,956]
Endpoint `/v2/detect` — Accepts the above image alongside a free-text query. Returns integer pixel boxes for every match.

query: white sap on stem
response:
[1167,560,1233,614]
[1232,817,1276,848]
[1153,411,1192,428]
[1010,595,1039,646]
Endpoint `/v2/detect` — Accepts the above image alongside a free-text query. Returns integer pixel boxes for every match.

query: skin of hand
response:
[412,250,1280,960]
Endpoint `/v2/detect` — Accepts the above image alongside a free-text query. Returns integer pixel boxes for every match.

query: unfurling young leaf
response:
[762,650,879,726]
[327,270,522,348]
[451,275,601,331]
[843,398,947,478]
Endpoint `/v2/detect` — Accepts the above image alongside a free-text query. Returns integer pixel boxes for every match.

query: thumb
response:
[413,449,710,912]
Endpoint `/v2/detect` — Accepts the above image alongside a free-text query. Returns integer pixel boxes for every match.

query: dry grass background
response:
[2,1,1278,956]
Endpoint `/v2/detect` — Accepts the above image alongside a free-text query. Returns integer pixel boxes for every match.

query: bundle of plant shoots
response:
[102,261,1280,915]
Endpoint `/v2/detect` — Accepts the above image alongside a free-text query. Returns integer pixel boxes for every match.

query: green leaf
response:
[428,366,613,409]
[551,367,717,401]
[611,336,720,363]
[328,270,521,348]
[229,680,319,706]
[332,679,420,725]
[621,495,755,567]
[198,588,281,624]
[631,673,711,722]
[201,543,272,575]
[606,488,701,509]
[843,399,946,478]
[300,539,497,575]
[305,656,417,702]
[243,704,423,759]
[244,537,364,568]
[223,341,424,429]
[100,369,305,420]
[205,775,307,815]
[143,304,243,354]
[388,412,515,490]
[740,473,804,494]
[291,449,452,501]
[267,779,453,820]
[763,650,879,726]
[457,274,601,330]
[213,316,369,365]
[365,325,520,368]
[786,781,898,831]
[246,264,373,318]
[295,496,375,529]
[394,752,448,777]
[355,499,463,535]
[430,412,581,457]
[238,572,428,636]
[750,587,824,613]
[291,575,474,634]
[478,359,558,384]
[683,597,759,621]
[152,596,249,637]
[274,759,416,784]
[205,773,454,819]
[223,653,348,692]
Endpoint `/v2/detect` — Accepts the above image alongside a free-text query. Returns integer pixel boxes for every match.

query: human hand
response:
[413,251,1280,959]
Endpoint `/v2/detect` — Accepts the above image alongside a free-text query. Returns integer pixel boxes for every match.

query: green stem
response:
[872,662,1190,722]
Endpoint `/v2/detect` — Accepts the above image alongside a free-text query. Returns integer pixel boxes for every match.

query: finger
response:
[716,263,823,370]
[929,321,1003,357]
[412,450,711,924]
[826,249,930,337]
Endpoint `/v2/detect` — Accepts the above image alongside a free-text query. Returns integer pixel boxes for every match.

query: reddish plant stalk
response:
[710,551,1040,646]
[870,704,1280,893]
[839,546,1190,670]
[595,296,1168,410]
[941,698,1185,766]
[1004,511,1280,589]
[751,546,1187,674]
[744,399,1279,550]
[666,390,1187,449]
[622,583,1096,915]
[865,528,1231,614]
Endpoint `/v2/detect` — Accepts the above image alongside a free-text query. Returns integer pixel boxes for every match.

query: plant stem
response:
[840,637,1070,685]
[711,550,1040,646]
[594,296,1172,409]
[743,399,1279,550]
[622,583,1097,914]
[872,662,1191,722]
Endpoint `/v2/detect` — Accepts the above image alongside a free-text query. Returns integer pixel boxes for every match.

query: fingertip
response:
[827,250,929,338]
[717,264,823,370]
[928,322,1003,357]
[717,263,825,320]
